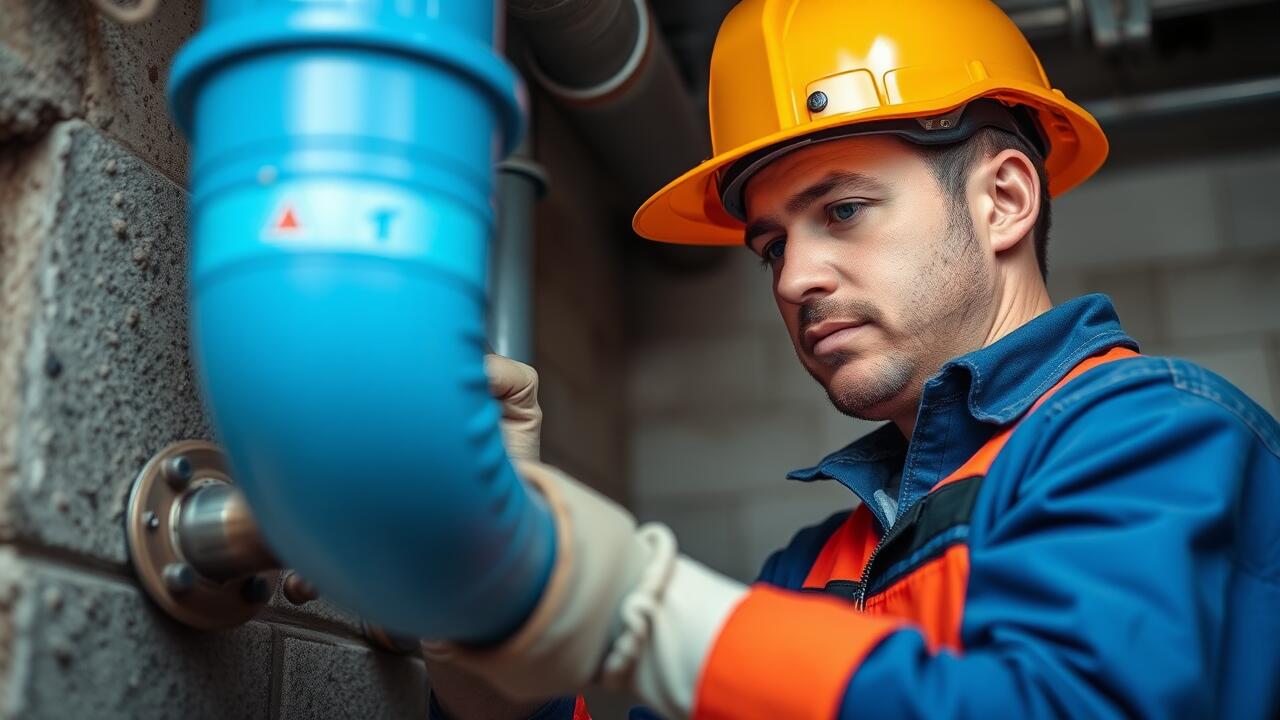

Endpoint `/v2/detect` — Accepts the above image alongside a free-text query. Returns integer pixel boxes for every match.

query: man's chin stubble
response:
[810,352,913,420]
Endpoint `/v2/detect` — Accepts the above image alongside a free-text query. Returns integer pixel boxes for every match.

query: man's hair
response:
[914,127,1052,279]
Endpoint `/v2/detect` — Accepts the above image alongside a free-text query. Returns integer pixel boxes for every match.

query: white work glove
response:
[423,460,747,720]
[485,354,542,462]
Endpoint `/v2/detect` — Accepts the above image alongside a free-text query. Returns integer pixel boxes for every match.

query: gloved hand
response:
[423,460,748,720]
[485,354,542,462]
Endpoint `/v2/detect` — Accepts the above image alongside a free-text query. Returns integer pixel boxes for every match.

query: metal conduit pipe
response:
[166,0,557,641]
[1006,0,1279,37]
[508,0,708,208]
[490,129,548,364]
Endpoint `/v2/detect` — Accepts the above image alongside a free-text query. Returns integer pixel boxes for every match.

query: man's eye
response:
[828,201,863,223]
[759,239,786,267]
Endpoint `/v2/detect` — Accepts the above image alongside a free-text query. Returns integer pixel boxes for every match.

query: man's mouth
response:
[804,320,869,356]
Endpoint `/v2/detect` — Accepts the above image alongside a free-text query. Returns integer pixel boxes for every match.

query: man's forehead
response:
[742,135,910,217]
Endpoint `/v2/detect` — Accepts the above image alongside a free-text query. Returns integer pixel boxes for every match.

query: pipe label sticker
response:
[269,203,302,236]
[197,179,489,289]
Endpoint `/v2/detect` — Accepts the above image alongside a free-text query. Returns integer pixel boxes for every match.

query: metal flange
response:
[125,440,280,629]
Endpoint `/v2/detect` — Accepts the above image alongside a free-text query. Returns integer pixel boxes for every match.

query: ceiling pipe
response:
[507,0,709,211]
[1005,0,1277,38]
[166,0,557,641]
[1084,74,1280,123]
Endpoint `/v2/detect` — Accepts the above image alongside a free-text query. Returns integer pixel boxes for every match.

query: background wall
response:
[0,1,631,717]
[624,149,1280,584]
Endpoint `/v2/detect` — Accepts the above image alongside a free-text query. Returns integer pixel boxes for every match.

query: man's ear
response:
[974,148,1040,254]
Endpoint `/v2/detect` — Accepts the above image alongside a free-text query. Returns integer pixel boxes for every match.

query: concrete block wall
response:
[625,148,1280,583]
[0,1,633,717]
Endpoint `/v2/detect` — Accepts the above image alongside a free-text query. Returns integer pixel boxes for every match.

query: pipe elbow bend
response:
[195,258,556,641]
[173,1,555,642]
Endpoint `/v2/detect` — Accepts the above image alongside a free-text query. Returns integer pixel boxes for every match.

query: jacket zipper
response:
[855,534,886,610]
[856,511,913,610]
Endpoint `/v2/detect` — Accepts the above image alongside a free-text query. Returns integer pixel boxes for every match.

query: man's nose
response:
[775,235,839,306]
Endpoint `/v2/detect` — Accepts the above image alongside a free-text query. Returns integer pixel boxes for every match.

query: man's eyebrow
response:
[743,217,784,250]
[784,171,885,216]
[743,171,887,248]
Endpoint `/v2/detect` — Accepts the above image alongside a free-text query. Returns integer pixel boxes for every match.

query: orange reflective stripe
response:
[863,544,970,653]
[803,507,880,589]
[933,346,1139,491]
[693,585,904,720]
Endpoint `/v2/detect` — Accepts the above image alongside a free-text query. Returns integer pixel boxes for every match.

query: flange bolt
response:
[163,455,194,489]
[163,563,195,594]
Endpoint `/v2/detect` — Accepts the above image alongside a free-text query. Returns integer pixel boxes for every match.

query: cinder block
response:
[628,331,772,417]
[629,409,826,500]
[539,370,627,503]
[278,633,427,720]
[0,0,195,182]
[817,410,884,457]
[629,249,781,341]
[1216,152,1280,252]
[634,495,751,581]
[0,0,87,142]
[1051,163,1221,270]
[1,121,210,567]
[1162,257,1280,341]
[83,0,199,184]
[0,551,273,719]
[1151,342,1278,418]
[535,280,624,400]
[1074,268,1165,347]
[1046,269,1091,306]
[737,481,861,581]
[265,577,368,638]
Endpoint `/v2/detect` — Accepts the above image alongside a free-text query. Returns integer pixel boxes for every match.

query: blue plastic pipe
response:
[168,0,557,642]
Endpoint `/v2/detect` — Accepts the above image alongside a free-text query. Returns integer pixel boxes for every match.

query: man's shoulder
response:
[1035,353,1280,457]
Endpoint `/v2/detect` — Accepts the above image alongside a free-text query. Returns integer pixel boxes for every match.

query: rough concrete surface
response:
[0,0,194,181]
[278,633,428,720]
[0,0,87,143]
[1,120,211,567]
[82,0,198,184]
[0,549,274,719]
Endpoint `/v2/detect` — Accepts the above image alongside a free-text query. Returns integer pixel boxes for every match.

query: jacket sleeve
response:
[694,369,1280,719]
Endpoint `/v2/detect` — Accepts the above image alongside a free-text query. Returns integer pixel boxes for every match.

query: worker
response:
[424,1,1280,718]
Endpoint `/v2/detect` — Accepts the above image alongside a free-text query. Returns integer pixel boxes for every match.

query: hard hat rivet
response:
[806,91,828,113]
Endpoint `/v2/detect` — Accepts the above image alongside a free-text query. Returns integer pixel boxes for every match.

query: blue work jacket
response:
[434,294,1280,719]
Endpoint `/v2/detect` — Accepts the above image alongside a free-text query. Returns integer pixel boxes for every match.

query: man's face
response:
[742,135,993,423]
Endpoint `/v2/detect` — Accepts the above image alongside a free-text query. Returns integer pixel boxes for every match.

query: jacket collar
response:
[789,294,1136,483]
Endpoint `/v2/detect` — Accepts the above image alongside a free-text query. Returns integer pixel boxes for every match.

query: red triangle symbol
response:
[276,205,300,231]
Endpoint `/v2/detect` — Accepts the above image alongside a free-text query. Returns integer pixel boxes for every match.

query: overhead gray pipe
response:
[490,128,548,364]
[507,0,709,210]
[1005,0,1278,38]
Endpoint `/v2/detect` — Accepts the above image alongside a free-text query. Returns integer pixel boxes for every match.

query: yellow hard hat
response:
[632,0,1108,245]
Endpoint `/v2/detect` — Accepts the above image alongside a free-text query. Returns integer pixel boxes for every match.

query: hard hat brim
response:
[632,81,1107,246]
